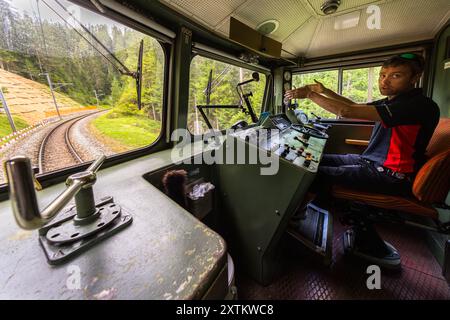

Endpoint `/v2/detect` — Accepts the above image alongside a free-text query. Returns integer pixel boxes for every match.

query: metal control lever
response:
[4,155,106,230]
[5,155,132,265]
[294,135,309,148]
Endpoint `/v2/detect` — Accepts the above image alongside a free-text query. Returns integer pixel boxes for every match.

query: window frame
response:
[292,47,427,94]
[0,0,173,196]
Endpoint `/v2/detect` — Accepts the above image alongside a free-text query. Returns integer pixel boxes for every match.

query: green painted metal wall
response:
[428,24,450,267]
[432,24,450,117]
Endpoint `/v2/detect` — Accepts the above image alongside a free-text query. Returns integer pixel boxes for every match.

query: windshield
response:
[0,0,165,184]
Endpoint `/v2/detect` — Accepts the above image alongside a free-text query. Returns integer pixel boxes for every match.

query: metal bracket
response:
[38,196,113,236]
[38,197,132,265]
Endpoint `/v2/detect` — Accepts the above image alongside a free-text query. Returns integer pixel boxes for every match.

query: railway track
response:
[38,111,104,173]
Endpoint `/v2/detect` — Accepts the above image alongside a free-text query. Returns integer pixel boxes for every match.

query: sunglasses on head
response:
[399,53,419,60]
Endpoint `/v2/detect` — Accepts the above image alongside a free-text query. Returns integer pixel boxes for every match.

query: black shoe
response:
[343,229,401,270]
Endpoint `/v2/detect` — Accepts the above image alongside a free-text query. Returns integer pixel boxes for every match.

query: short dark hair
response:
[382,53,425,75]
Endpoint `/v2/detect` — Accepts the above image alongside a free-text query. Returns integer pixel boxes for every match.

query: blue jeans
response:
[310,154,413,206]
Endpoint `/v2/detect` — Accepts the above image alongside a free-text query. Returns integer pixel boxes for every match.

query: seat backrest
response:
[426,118,450,157]
[413,118,450,204]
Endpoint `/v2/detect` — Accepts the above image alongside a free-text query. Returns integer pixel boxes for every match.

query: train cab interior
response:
[0,0,449,300]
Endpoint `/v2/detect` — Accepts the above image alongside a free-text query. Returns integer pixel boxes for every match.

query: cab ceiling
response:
[158,0,450,59]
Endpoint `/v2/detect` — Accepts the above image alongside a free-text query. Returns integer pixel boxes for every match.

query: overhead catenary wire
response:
[29,0,44,73]
[40,0,134,77]
[36,0,49,58]
[53,0,134,77]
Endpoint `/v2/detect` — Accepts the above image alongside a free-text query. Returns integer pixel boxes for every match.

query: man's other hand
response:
[284,86,312,100]
[308,79,326,94]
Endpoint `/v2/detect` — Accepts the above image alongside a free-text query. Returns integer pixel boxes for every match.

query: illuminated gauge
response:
[296,111,309,124]
[284,82,291,91]
[283,71,291,81]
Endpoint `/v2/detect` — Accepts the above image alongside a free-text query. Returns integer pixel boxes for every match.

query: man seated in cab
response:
[284,53,440,207]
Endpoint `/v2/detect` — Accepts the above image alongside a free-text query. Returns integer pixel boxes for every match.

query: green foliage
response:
[342,66,384,103]
[114,102,141,116]
[0,115,28,137]
[110,77,123,107]
[0,0,164,148]
[92,112,160,148]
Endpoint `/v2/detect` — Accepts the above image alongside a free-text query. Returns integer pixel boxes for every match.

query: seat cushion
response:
[332,185,438,219]
[413,149,450,203]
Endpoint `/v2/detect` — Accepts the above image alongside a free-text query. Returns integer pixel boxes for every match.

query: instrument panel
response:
[221,113,330,283]
[229,114,329,173]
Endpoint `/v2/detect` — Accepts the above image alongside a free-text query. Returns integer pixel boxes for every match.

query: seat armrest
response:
[345,139,369,146]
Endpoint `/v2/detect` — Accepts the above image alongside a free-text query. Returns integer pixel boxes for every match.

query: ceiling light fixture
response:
[334,11,361,30]
[320,0,341,15]
[256,20,280,35]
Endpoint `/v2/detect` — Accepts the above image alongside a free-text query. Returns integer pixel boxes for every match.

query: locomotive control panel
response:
[229,114,329,173]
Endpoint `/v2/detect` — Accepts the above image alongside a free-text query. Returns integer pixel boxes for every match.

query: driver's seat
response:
[331,118,450,274]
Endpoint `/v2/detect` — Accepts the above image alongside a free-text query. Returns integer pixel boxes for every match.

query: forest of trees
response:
[0,0,164,147]
[0,0,164,120]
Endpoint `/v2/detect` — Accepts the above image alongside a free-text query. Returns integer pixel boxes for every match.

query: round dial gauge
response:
[299,113,308,124]
[283,71,291,81]
[296,111,308,124]
[284,82,291,91]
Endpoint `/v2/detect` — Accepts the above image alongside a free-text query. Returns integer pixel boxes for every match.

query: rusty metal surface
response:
[0,143,227,299]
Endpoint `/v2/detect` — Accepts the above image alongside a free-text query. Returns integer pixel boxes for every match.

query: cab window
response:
[292,70,338,119]
[342,66,384,103]
[0,0,165,184]
[188,55,266,134]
